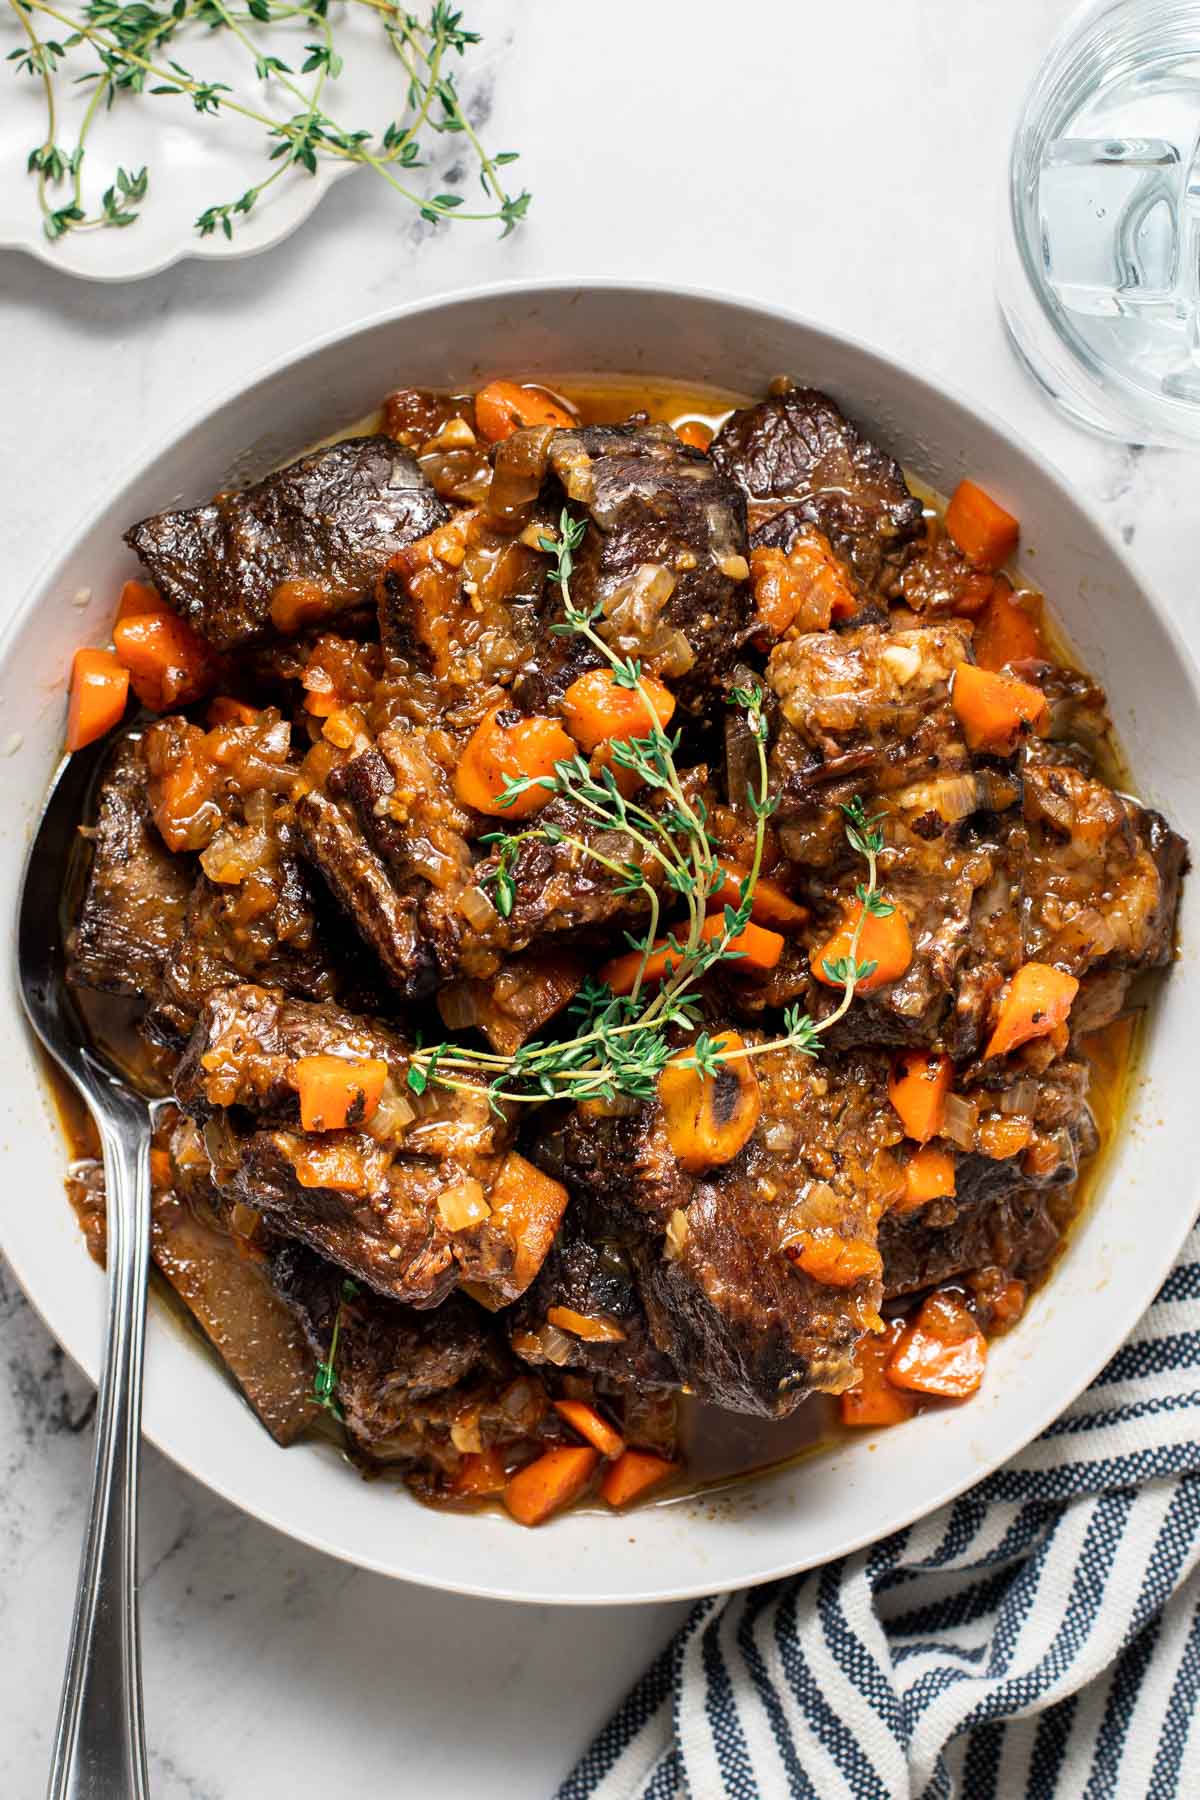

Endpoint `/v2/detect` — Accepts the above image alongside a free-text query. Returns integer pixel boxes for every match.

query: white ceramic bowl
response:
[3,282,1198,1605]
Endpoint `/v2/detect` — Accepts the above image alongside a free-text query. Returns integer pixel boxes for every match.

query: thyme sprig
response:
[6,0,529,245]
[312,1276,359,1417]
[405,514,888,1112]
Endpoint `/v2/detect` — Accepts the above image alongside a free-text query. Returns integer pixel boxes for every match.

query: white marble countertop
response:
[3,2,1199,1793]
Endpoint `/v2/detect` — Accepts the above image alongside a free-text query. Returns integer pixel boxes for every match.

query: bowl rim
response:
[4,275,1199,1604]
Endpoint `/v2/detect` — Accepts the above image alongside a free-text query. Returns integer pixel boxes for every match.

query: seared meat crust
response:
[125,437,447,649]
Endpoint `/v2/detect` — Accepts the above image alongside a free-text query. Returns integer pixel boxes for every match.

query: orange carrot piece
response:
[66,647,129,751]
[474,380,575,444]
[554,1399,626,1459]
[783,1230,884,1288]
[974,581,1044,672]
[473,1152,569,1305]
[951,661,1049,755]
[454,704,576,819]
[887,1292,987,1399]
[945,479,1019,571]
[114,578,162,623]
[705,863,809,930]
[811,901,913,994]
[601,914,784,996]
[659,1031,761,1173]
[113,606,217,711]
[675,420,713,451]
[559,667,675,754]
[840,1319,916,1427]
[600,1449,678,1508]
[206,696,260,728]
[451,1448,509,1497]
[984,961,1079,1060]
[895,1145,957,1212]
[503,1446,599,1526]
[291,1055,388,1132]
[888,1051,953,1144]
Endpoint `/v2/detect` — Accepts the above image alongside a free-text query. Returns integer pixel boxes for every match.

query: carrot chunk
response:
[455,704,576,819]
[114,578,162,623]
[888,1051,953,1144]
[894,1145,957,1212]
[783,1230,883,1288]
[705,863,809,930]
[840,1319,916,1427]
[984,962,1079,1060]
[66,647,129,751]
[503,1446,599,1526]
[945,479,1019,571]
[600,1449,678,1508]
[290,1055,388,1132]
[658,1031,761,1173]
[887,1292,987,1399]
[750,533,858,638]
[811,901,913,994]
[554,1400,625,1459]
[974,581,1045,672]
[113,606,218,711]
[451,1448,509,1497]
[951,661,1048,754]
[601,914,784,996]
[675,420,713,451]
[559,667,676,754]
[977,1114,1034,1159]
[474,380,575,444]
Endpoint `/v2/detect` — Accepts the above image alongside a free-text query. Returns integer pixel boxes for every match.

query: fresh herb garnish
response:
[312,1276,359,1418]
[405,511,888,1111]
[7,0,529,246]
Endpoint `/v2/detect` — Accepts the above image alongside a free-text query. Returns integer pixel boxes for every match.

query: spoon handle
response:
[48,1096,153,1800]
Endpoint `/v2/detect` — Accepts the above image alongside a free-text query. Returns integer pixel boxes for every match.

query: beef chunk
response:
[548,1047,901,1416]
[710,387,924,597]
[1021,764,1187,979]
[437,949,585,1055]
[67,734,191,1000]
[513,423,751,713]
[506,1196,678,1391]
[175,986,571,1310]
[376,504,543,677]
[125,437,447,650]
[296,786,435,1001]
[272,1240,557,1473]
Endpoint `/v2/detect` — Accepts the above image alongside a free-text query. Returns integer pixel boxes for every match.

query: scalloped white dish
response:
[0,6,400,281]
[2,281,1198,1604]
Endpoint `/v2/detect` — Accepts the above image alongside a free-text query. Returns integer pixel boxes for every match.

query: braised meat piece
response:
[881,1185,1062,1300]
[376,504,544,678]
[1021,764,1187,981]
[506,1195,679,1391]
[125,437,447,649]
[710,386,924,598]
[272,1240,558,1474]
[67,733,192,1001]
[175,985,571,1310]
[548,1047,901,1416]
[510,422,751,713]
[437,949,585,1056]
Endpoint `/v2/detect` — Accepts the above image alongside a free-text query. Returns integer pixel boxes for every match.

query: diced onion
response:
[459,884,500,930]
[437,1178,491,1232]
[437,983,482,1031]
[546,1306,627,1343]
[665,1208,690,1261]
[997,1079,1039,1116]
[941,1092,980,1150]
[450,1413,483,1454]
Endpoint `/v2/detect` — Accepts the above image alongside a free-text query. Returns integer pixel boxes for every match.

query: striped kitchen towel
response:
[561,1222,1200,1800]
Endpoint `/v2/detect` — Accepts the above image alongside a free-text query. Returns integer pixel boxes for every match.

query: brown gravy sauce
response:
[46,373,1144,1506]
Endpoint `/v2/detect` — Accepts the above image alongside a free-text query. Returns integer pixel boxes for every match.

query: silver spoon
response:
[18,742,155,1800]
